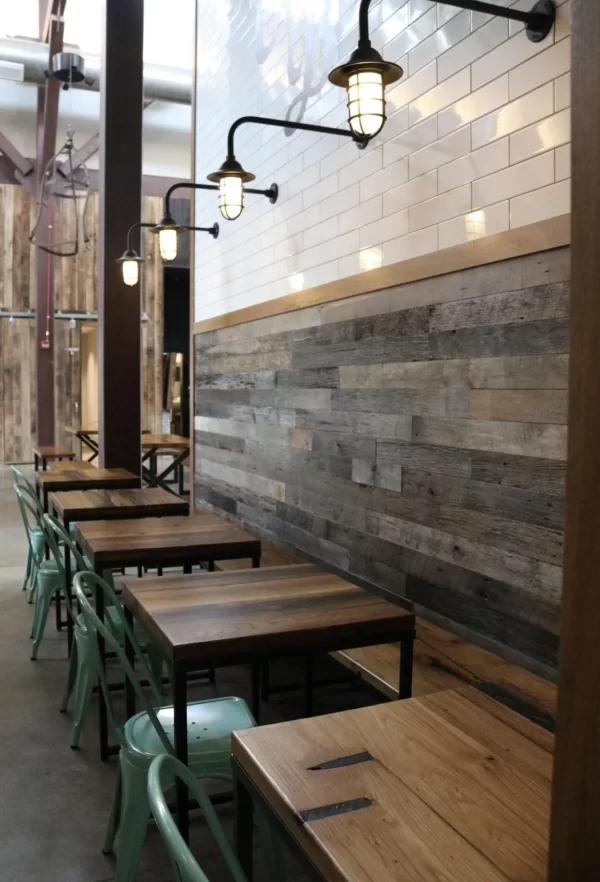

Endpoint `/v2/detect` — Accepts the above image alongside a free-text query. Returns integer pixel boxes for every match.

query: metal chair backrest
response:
[13,486,46,571]
[43,514,88,577]
[72,571,167,750]
[148,754,248,882]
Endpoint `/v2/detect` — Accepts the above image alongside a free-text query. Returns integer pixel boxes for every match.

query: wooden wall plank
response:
[0,186,163,461]
[195,246,570,668]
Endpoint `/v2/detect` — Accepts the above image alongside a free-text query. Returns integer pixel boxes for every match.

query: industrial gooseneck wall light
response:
[208,116,367,221]
[329,0,555,138]
[155,181,278,254]
[117,218,219,286]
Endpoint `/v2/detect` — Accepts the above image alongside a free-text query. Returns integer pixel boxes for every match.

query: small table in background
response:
[122,563,415,840]
[233,686,553,882]
[37,467,140,514]
[141,434,190,495]
[33,446,76,471]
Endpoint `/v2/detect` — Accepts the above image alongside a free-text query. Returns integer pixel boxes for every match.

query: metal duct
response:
[0,36,191,105]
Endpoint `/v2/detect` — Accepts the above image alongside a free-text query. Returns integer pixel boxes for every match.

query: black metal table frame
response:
[93,544,261,762]
[71,429,100,464]
[233,756,327,882]
[141,444,190,496]
[121,620,415,844]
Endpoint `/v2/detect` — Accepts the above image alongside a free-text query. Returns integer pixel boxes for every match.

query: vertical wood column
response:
[548,1,600,878]
[97,0,144,474]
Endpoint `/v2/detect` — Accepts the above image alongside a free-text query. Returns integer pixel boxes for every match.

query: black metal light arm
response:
[125,221,155,253]
[226,115,367,160]
[358,0,554,43]
[164,181,276,217]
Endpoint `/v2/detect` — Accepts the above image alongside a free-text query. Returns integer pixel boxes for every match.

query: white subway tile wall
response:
[194,0,571,322]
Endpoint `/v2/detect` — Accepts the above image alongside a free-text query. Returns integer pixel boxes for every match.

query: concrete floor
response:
[0,465,377,882]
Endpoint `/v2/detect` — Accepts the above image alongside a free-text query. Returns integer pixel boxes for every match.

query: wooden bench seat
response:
[216,539,557,729]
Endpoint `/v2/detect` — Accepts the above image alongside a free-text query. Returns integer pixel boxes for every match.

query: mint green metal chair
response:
[148,754,248,882]
[11,466,46,595]
[44,515,164,749]
[73,570,257,882]
[14,486,64,658]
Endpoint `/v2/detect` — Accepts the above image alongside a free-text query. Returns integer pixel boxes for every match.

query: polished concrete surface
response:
[0,465,377,882]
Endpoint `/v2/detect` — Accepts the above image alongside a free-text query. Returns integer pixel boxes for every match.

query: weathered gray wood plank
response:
[470,389,568,424]
[333,389,469,417]
[412,416,567,460]
[430,283,569,332]
[468,354,569,390]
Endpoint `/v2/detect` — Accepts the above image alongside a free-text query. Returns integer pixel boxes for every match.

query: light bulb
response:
[347,70,385,138]
[219,175,244,220]
[159,228,178,261]
[122,259,140,286]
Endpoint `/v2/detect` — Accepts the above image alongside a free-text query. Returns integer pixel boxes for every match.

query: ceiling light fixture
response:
[330,0,554,138]
[208,116,367,221]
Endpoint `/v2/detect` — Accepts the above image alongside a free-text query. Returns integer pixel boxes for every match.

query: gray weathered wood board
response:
[194,247,570,667]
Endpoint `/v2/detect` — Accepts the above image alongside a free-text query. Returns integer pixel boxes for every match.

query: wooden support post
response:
[548,2,600,879]
[34,0,64,446]
[97,0,143,474]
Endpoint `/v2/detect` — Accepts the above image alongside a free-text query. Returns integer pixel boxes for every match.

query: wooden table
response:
[74,512,260,761]
[51,487,189,759]
[141,433,190,495]
[233,686,553,882]
[122,563,415,840]
[37,467,140,513]
[33,445,76,471]
[49,459,97,473]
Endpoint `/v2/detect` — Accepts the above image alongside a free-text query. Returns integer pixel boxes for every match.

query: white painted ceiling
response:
[0,0,194,178]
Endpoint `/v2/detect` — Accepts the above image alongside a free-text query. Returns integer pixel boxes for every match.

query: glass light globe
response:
[219,175,244,220]
[347,70,385,138]
[159,228,178,261]
[122,259,140,286]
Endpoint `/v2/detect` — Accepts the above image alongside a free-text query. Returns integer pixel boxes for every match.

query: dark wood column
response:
[548,1,600,878]
[97,0,144,474]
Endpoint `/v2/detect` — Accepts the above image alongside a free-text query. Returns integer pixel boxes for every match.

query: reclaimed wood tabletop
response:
[75,513,260,569]
[122,563,414,666]
[50,487,188,522]
[233,685,553,882]
[37,468,140,512]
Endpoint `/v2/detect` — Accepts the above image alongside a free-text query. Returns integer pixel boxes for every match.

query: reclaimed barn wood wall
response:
[0,185,163,462]
[194,246,570,668]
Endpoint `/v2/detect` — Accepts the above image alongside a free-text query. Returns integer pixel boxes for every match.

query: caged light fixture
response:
[117,218,219,286]
[208,116,367,221]
[152,181,277,256]
[329,0,555,139]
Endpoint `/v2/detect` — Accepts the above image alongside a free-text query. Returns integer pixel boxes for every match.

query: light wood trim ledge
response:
[193,214,570,335]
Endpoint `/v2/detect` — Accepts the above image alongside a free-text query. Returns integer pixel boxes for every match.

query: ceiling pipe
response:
[0,36,191,105]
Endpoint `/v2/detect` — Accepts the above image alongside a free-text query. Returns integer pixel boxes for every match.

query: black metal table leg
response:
[261,662,270,702]
[124,606,136,720]
[174,663,189,841]
[34,453,39,471]
[305,657,314,717]
[252,552,261,569]
[96,566,109,761]
[235,768,254,882]
[399,631,415,699]
[252,663,261,724]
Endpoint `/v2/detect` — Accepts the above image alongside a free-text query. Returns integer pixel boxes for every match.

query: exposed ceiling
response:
[0,0,194,178]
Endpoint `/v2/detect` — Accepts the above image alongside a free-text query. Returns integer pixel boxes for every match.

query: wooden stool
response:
[33,446,76,471]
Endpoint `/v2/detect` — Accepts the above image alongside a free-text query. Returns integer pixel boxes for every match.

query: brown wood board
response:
[75,513,260,568]
[233,685,552,882]
[50,487,188,522]
[122,563,414,664]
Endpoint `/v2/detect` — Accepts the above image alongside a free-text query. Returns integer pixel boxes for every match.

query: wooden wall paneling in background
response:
[141,196,164,433]
[0,318,36,463]
[53,320,81,449]
[548,1,600,878]
[194,246,570,673]
[0,185,35,310]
